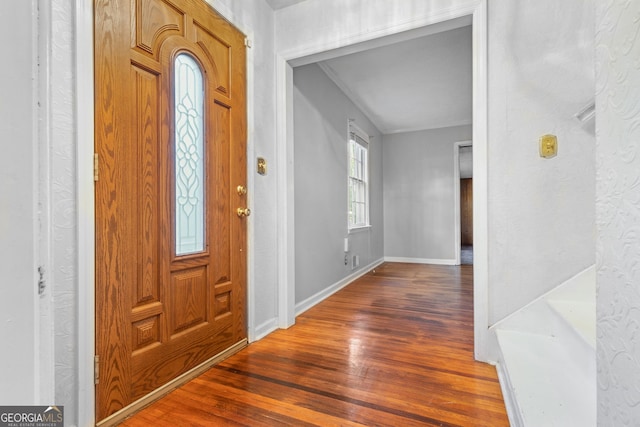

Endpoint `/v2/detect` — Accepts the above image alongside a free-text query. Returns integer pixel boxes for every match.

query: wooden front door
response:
[94,0,247,421]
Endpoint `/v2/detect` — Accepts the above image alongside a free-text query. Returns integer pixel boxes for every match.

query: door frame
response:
[275,0,490,361]
[76,2,256,425]
[453,140,473,266]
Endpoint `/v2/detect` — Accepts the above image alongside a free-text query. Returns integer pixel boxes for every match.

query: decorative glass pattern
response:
[174,53,205,255]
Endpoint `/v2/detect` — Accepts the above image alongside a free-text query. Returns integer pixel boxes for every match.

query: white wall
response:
[209,0,280,338]
[0,0,38,406]
[275,0,480,56]
[487,0,595,325]
[293,63,384,305]
[595,1,640,424]
[459,145,472,179]
[383,126,472,262]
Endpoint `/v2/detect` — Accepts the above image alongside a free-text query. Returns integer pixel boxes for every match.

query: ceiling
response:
[317,25,472,134]
[265,0,308,10]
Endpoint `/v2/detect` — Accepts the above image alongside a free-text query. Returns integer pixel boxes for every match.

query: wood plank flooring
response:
[120,263,509,426]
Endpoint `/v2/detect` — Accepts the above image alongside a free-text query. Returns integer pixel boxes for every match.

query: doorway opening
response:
[454,140,473,266]
[276,1,490,361]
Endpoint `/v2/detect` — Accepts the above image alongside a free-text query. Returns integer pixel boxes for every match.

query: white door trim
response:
[453,140,473,266]
[275,0,490,361]
[77,0,95,425]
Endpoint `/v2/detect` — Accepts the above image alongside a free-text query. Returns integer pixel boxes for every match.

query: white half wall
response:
[293,63,384,304]
[595,1,640,424]
[383,126,472,262]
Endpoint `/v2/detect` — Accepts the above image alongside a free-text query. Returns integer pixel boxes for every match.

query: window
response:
[348,122,369,229]
[174,53,205,255]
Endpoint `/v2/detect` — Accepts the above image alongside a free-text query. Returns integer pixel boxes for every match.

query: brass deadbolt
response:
[237,207,251,217]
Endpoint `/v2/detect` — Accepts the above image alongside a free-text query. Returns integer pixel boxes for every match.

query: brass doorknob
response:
[237,208,251,217]
[236,185,247,196]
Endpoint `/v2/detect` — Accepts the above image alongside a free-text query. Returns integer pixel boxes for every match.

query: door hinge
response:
[93,153,99,182]
[94,355,100,385]
[244,38,252,48]
[37,266,45,295]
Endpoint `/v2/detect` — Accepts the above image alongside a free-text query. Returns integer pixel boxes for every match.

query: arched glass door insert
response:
[174,53,205,255]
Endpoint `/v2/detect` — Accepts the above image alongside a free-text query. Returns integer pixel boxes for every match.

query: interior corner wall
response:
[595,1,640,424]
[293,63,383,305]
[383,126,472,262]
[487,0,595,325]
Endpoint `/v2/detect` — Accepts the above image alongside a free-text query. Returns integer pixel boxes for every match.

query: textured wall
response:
[487,0,595,324]
[293,63,384,304]
[596,1,640,425]
[0,0,38,405]
[51,0,78,421]
[383,126,472,261]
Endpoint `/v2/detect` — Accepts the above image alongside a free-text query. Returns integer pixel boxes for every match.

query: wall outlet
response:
[352,255,360,269]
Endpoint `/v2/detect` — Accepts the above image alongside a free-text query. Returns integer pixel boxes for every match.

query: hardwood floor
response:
[120,263,509,426]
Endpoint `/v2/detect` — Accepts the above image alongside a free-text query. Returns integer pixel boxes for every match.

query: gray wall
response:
[459,145,472,179]
[383,126,472,262]
[595,1,640,423]
[293,63,384,305]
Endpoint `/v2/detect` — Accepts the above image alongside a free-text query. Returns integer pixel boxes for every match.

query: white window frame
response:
[347,121,370,230]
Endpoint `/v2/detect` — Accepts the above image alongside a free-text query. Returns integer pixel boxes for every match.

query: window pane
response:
[348,130,369,228]
[175,53,205,255]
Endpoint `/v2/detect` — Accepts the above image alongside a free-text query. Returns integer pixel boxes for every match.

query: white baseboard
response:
[295,257,385,317]
[496,360,524,427]
[384,256,456,265]
[252,317,279,342]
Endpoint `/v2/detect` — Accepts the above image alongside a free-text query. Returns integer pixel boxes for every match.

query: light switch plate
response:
[539,134,557,159]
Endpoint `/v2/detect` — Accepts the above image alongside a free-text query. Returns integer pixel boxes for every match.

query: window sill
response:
[348,225,372,234]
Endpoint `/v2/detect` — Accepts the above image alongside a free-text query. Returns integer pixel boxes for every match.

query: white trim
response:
[471,0,489,362]
[276,0,490,362]
[347,120,370,230]
[245,30,256,342]
[253,318,279,341]
[384,257,457,266]
[348,225,372,234]
[496,359,525,427]
[276,57,296,328]
[453,140,472,266]
[77,0,95,425]
[295,258,384,316]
